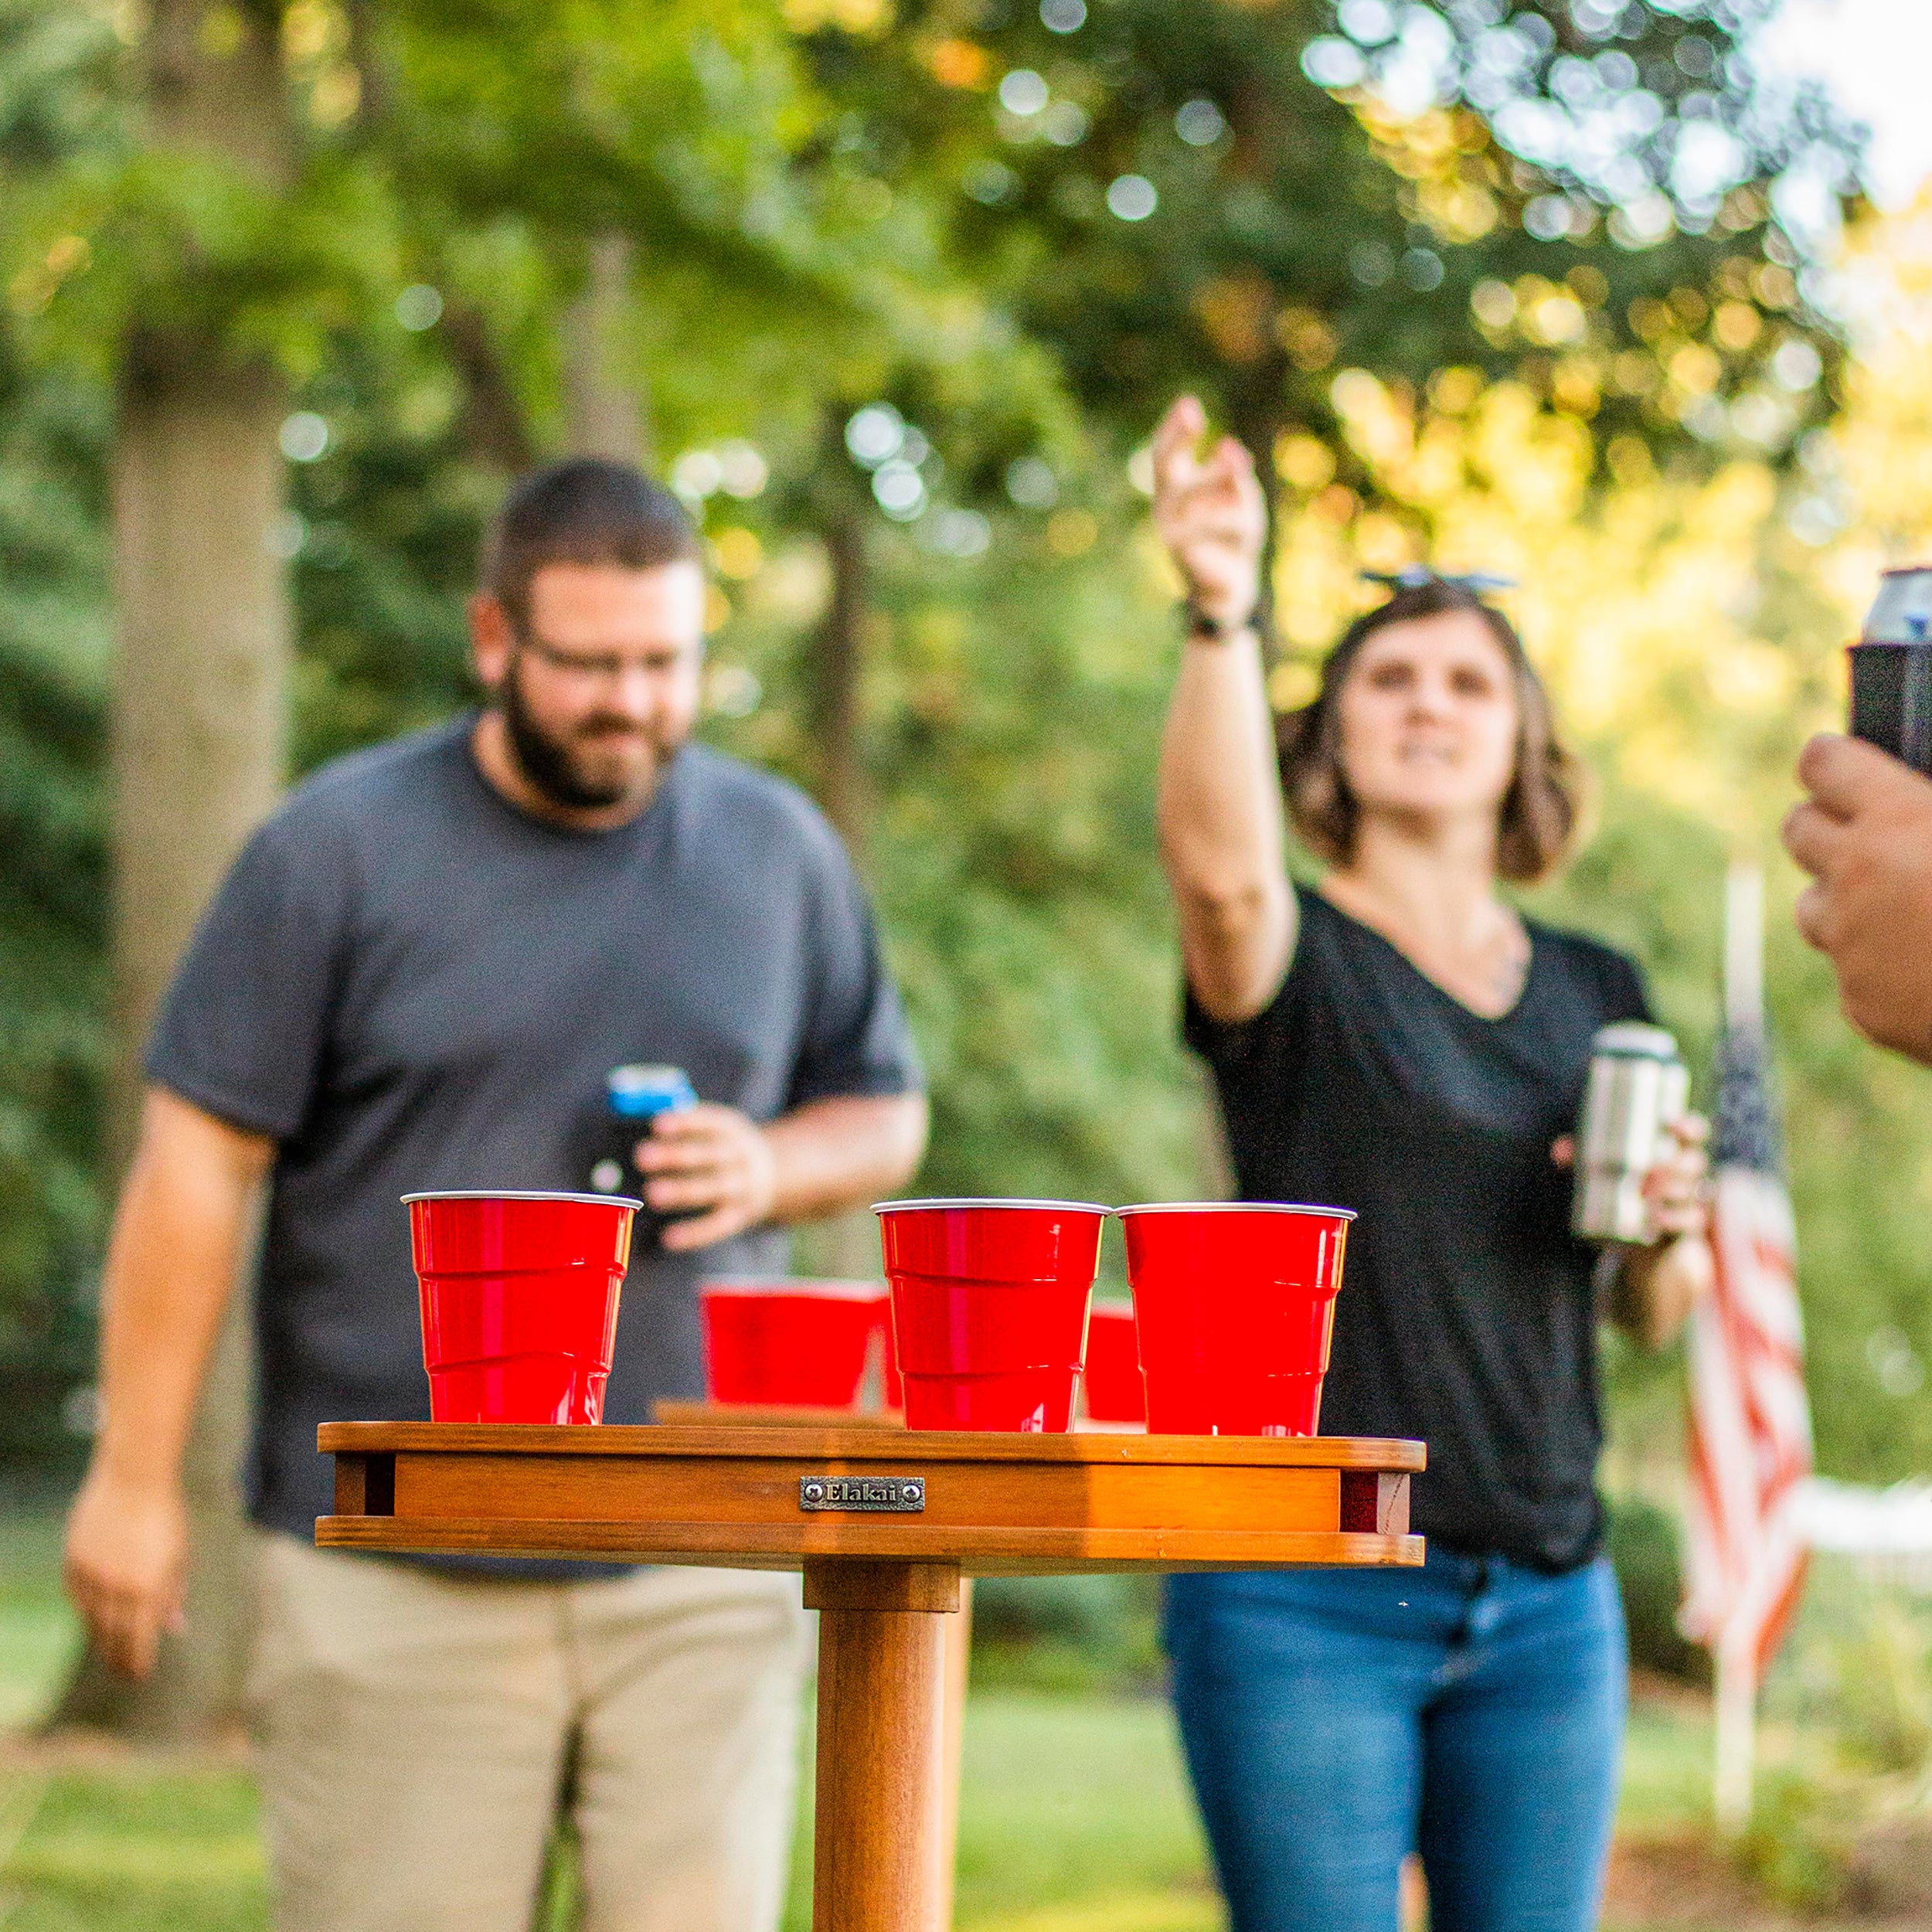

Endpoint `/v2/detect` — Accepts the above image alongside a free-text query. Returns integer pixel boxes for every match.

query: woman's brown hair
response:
[1275,578,1587,884]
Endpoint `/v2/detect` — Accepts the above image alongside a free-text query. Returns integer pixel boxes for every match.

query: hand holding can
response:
[1572,1024,1691,1245]
[587,1064,699,1249]
[1642,1113,1711,1243]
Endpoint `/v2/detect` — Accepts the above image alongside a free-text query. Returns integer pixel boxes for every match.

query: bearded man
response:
[63,460,927,1932]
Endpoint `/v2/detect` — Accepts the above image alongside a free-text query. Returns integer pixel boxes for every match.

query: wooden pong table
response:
[318,1420,1423,1932]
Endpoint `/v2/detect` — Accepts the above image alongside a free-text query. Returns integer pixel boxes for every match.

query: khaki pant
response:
[250,1536,810,1932]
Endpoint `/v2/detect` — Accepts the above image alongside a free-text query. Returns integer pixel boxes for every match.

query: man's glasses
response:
[512,631,700,685]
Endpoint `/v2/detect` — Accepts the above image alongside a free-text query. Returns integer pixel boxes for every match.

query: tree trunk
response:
[52,0,293,1742]
[798,435,883,1276]
[444,304,539,474]
[561,233,648,467]
[811,507,869,854]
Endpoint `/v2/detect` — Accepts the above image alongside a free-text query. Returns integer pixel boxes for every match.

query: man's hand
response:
[62,1087,271,1679]
[637,1104,778,1251]
[1151,396,1267,631]
[636,1092,927,1253]
[63,1468,188,1679]
[1784,733,1932,1063]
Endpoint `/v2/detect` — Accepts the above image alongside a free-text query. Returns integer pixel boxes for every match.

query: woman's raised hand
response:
[1152,396,1267,631]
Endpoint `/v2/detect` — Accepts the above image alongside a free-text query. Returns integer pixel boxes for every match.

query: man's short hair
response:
[480,459,702,627]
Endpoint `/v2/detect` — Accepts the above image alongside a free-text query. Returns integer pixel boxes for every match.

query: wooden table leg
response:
[933,1579,971,1929]
[805,1560,961,1932]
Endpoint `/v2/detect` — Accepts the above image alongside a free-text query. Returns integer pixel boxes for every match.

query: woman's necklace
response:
[1485,918,1532,1012]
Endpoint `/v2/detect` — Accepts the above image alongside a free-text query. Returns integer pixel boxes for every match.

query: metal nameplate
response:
[799,1475,926,1513]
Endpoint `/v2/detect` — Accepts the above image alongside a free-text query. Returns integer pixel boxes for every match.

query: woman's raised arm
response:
[1151,396,1298,1022]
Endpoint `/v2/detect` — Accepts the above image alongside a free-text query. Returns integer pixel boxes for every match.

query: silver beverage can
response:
[1863,566,1932,642]
[1572,1023,1689,1245]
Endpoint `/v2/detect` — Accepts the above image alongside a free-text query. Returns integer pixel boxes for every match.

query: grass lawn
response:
[777,1692,1216,1932]
[1,1511,74,1736]
[0,1502,1827,1932]
[1,1769,267,1932]
[2,1495,266,1931]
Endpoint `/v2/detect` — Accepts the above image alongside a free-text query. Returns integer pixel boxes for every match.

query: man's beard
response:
[498,657,682,812]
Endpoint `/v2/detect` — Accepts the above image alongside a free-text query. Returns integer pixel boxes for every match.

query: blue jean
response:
[1164,1549,1625,1932]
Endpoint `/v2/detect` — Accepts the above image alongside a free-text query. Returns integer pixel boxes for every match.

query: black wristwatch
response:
[1183,594,1257,641]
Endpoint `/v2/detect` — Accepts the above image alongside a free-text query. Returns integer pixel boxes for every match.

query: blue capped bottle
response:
[587,1064,698,1248]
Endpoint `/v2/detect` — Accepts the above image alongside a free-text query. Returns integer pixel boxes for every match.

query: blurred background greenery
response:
[7,0,1932,1923]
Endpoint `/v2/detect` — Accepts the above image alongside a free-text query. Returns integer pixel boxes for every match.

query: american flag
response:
[1679,1015,1811,1675]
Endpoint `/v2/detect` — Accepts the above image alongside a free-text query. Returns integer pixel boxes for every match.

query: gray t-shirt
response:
[148,716,921,1550]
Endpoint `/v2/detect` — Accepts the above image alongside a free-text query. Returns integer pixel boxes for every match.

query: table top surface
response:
[651,1399,913,1431]
[317,1420,1425,1575]
[318,1420,1425,1469]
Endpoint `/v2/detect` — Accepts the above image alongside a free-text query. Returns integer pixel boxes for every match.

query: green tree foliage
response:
[794,0,1859,499]
[0,1,111,1456]
[0,342,105,1457]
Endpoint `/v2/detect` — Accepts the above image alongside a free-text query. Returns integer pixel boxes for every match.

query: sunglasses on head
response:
[1361,567,1517,596]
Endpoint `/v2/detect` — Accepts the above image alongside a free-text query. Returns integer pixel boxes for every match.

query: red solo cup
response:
[404,1191,639,1425]
[1185,1372,1325,1437]
[879,1300,905,1412]
[900,1366,1080,1432]
[874,1198,1107,1431]
[1118,1202,1355,1437]
[1082,1303,1146,1424]
[700,1279,887,1409]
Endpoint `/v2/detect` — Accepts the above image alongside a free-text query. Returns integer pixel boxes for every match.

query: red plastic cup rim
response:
[701,1278,886,1301]
[873,1200,1353,1220]
[1112,1200,1356,1220]
[872,1197,1112,1215]
[901,1367,1080,1385]
[403,1189,645,1209]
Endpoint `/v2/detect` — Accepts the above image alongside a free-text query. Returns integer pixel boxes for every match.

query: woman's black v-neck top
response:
[1184,884,1651,1572]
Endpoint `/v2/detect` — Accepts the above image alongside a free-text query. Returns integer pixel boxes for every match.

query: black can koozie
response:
[580,1065,699,1250]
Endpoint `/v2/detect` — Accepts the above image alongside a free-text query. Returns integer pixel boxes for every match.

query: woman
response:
[1149,395,1713,1932]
